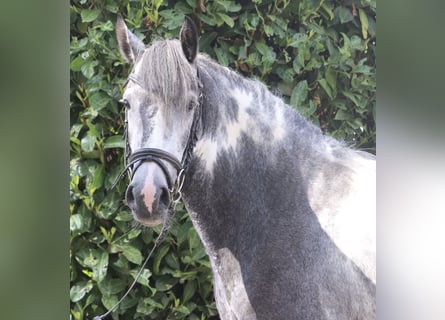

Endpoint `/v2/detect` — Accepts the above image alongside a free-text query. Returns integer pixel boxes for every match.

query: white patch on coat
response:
[194,138,219,173]
[309,154,376,283]
[195,87,286,175]
[272,104,286,141]
[223,89,254,151]
[141,163,157,211]
[231,87,253,111]
[186,208,256,319]
[211,248,257,320]
[123,85,145,150]
[225,105,249,151]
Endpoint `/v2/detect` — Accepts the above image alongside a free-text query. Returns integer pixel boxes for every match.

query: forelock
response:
[136,39,199,123]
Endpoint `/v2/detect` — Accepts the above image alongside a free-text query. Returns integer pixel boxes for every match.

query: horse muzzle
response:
[125,162,172,226]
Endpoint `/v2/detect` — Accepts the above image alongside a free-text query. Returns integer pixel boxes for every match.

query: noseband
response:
[112,71,202,204]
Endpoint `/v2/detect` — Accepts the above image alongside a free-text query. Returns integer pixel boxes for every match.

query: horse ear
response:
[180,16,199,63]
[116,14,145,64]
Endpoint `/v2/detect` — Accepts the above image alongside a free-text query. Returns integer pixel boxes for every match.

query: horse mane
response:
[194,53,354,166]
[138,38,355,168]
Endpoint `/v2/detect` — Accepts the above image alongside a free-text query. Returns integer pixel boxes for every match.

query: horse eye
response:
[188,100,196,111]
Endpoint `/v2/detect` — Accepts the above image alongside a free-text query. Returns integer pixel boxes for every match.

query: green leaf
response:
[81,9,101,23]
[137,297,164,314]
[219,0,241,12]
[288,33,307,48]
[104,135,125,149]
[350,35,363,50]
[80,60,98,79]
[182,280,197,303]
[119,244,143,265]
[367,15,376,37]
[214,47,229,66]
[198,13,216,26]
[81,134,96,153]
[75,248,108,282]
[191,245,207,262]
[90,165,105,194]
[217,13,234,28]
[115,211,133,222]
[359,8,369,39]
[101,295,118,310]
[153,0,164,10]
[89,92,110,111]
[93,250,109,282]
[70,280,93,302]
[334,109,351,120]
[127,229,141,240]
[188,227,202,250]
[153,244,170,274]
[70,213,91,234]
[320,3,334,20]
[263,24,274,37]
[129,268,152,287]
[104,4,119,13]
[159,10,185,30]
[336,7,353,24]
[165,253,180,270]
[97,20,114,31]
[352,59,373,75]
[308,100,317,116]
[305,22,325,35]
[290,80,308,108]
[199,31,218,51]
[293,56,303,74]
[254,42,270,56]
[342,91,361,106]
[70,56,84,72]
[325,67,337,97]
[255,42,276,65]
[185,0,197,9]
[173,304,191,316]
[155,275,177,291]
[318,79,333,99]
[118,296,139,313]
[97,278,126,295]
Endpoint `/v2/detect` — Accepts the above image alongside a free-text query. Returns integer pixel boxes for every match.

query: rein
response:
[93,71,202,320]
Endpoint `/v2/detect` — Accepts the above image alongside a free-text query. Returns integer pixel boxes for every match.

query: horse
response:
[115,15,376,320]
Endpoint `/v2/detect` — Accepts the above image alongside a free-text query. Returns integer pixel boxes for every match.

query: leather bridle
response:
[112,71,203,204]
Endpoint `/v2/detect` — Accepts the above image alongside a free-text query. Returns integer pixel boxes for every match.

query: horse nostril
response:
[125,185,135,206]
[159,187,170,209]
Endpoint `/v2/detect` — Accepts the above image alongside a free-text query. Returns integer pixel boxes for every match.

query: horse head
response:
[115,15,201,226]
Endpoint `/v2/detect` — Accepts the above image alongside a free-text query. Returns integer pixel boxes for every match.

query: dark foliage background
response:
[70,0,376,319]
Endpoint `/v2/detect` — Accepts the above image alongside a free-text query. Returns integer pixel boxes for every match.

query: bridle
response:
[112,71,203,204]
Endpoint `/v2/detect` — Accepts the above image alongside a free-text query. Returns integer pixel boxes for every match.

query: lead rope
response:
[92,189,182,320]
[92,225,168,320]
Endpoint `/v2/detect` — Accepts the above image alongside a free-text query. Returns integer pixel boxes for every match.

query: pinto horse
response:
[115,15,375,320]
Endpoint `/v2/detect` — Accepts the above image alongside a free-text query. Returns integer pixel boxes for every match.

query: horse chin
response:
[139,219,163,227]
[132,210,165,227]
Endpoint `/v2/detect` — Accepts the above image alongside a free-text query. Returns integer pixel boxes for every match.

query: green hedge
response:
[70,0,376,319]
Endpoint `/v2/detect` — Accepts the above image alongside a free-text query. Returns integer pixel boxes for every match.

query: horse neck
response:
[193,56,343,173]
[184,56,349,252]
